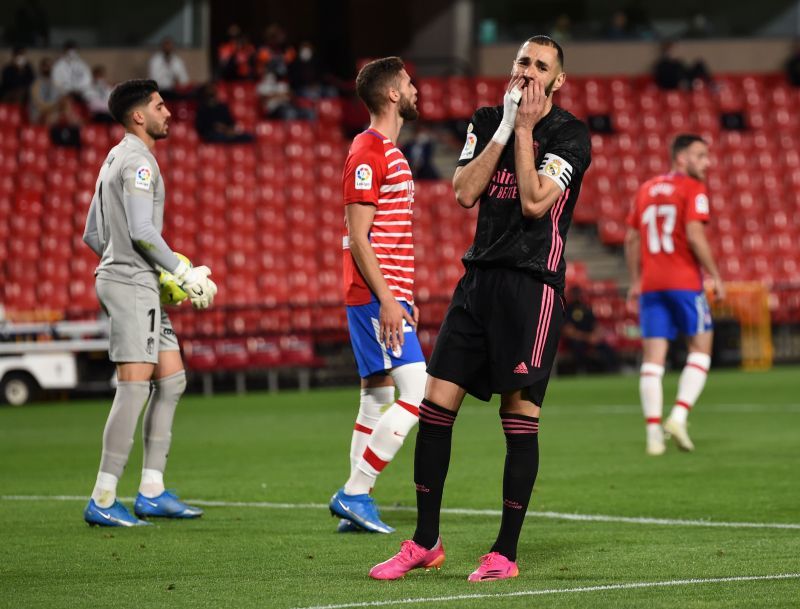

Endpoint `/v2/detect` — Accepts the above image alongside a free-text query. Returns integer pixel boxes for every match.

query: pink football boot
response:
[369,538,445,580]
[467,552,519,582]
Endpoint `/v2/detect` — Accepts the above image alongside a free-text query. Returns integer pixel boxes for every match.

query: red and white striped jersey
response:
[626,172,710,293]
[342,128,416,306]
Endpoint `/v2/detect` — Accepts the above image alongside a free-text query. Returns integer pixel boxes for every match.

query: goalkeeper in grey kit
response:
[81,79,217,526]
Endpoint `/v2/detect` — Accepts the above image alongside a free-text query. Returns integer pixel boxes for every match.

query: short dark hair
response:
[671,133,707,159]
[524,35,565,69]
[108,79,160,126]
[356,56,405,115]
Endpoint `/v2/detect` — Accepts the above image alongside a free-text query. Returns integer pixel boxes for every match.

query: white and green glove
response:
[173,260,218,310]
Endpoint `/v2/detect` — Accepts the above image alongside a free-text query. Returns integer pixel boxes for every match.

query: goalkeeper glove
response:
[173,260,218,310]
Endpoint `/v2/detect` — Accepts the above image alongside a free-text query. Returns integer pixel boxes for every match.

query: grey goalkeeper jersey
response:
[83,132,179,288]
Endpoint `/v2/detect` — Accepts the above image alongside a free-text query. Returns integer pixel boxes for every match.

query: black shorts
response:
[427,266,565,405]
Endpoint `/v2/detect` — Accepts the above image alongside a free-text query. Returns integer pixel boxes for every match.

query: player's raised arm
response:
[453,76,525,208]
[513,79,563,218]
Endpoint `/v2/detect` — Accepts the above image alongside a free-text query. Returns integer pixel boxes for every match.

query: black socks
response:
[412,399,457,550]
[490,413,540,562]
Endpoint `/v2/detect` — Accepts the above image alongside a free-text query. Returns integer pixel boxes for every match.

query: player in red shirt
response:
[329,57,427,534]
[625,134,725,455]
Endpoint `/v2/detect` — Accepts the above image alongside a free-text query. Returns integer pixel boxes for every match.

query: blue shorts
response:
[639,290,713,340]
[346,300,425,378]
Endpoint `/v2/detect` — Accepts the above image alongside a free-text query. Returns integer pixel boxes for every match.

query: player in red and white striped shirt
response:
[625,134,725,455]
[329,57,427,535]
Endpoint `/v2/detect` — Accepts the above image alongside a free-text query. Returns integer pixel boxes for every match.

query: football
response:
[159,252,192,306]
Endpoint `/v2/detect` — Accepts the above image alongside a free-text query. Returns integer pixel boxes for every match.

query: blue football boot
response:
[329,488,395,534]
[84,499,151,527]
[134,490,204,519]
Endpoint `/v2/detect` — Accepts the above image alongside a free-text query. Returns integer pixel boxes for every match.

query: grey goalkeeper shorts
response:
[96,277,179,364]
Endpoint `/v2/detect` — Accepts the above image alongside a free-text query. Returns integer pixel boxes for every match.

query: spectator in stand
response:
[29,57,61,124]
[549,14,573,42]
[653,41,712,90]
[195,82,254,143]
[49,95,82,147]
[52,40,92,99]
[84,65,114,123]
[149,37,190,98]
[218,25,256,81]
[604,10,635,40]
[562,285,618,374]
[653,41,688,90]
[1,46,35,104]
[784,39,800,87]
[684,13,714,39]
[289,41,337,99]
[256,69,314,120]
[402,126,439,180]
[256,24,295,79]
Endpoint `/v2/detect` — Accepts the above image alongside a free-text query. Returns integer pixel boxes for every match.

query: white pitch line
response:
[291,573,800,609]
[2,495,800,530]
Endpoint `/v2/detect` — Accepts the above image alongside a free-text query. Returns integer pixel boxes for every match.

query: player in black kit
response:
[370,36,591,582]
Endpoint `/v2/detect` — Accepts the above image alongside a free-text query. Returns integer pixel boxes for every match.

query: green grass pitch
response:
[1,367,799,608]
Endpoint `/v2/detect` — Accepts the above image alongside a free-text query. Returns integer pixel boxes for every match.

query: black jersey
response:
[456,104,591,294]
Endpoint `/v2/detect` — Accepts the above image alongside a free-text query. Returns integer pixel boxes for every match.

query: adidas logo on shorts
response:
[513,362,528,374]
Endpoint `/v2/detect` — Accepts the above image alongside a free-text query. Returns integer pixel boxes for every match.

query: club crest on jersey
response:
[355,164,373,190]
[459,132,477,160]
[134,165,152,191]
[695,193,709,214]
[544,158,563,177]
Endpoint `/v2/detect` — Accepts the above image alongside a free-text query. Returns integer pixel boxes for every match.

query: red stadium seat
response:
[0,103,23,127]
[183,341,218,372]
[285,120,315,144]
[445,76,475,120]
[316,98,344,125]
[416,77,446,121]
[474,77,505,109]
[280,334,319,367]
[247,337,282,368]
[598,219,626,246]
[19,126,50,151]
[214,339,250,370]
[255,120,287,144]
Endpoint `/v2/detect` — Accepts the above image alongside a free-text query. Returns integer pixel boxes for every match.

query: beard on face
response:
[399,94,419,121]
[145,117,169,140]
[687,166,705,181]
[544,75,558,97]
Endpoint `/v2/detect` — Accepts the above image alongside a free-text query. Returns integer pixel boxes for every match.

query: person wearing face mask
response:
[149,37,191,99]
[288,41,336,99]
[85,65,114,123]
[52,40,92,100]
[1,46,35,104]
[370,35,591,583]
